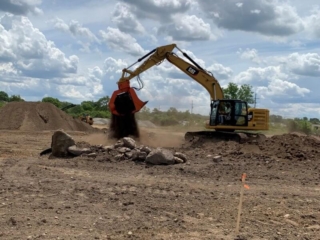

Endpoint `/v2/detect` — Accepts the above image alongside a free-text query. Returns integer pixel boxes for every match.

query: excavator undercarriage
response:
[184,130,266,144]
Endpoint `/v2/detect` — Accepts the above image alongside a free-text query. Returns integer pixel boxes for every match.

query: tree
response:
[0,91,9,102]
[95,96,110,111]
[81,101,94,111]
[310,118,320,124]
[9,95,24,102]
[222,83,254,104]
[270,115,283,123]
[42,97,61,108]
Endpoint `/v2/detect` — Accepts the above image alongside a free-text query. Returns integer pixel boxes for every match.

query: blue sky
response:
[0,0,320,118]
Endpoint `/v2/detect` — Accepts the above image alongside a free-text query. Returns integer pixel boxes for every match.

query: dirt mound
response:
[259,133,320,160]
[185,132,320,162]
[0,102,96,132]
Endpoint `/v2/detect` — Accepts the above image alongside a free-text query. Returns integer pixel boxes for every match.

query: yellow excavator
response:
[108,43,269,142]
[79,114,94,125]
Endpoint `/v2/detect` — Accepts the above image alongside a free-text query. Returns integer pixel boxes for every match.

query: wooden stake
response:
[235,173,247,235]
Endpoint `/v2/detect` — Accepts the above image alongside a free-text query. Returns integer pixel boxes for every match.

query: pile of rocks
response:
[50,130,187,165]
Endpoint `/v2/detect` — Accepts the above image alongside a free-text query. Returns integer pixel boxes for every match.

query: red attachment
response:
[109,81,148,116]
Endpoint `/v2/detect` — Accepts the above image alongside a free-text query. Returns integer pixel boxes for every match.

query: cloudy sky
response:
[0,0,320,118]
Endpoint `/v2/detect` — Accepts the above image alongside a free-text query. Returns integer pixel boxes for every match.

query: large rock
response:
[145,148,175,165]
[68,145,92,156]
[140,146,151,154]
[174,152,187,162]
[123,137,136,149]
[51,130,76,157]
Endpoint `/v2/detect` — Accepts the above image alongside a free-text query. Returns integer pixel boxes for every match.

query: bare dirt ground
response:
[0,128,319,240]
[0,102,320,240]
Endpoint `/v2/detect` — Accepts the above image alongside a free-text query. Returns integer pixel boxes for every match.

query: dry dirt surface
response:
[0,103,320,240]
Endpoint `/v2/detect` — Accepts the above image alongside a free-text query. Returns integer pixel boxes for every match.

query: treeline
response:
[41,96,112,118]
[0,91,111,118]
[0,91,24,108]
[270,114,319,135]
[1,90,319,134]
[135,107,207,126]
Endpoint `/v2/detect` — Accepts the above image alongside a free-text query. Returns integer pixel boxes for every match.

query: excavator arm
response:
[165,52,224,100]
[109,43,224,116]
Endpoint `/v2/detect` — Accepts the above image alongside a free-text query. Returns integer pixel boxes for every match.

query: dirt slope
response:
[0,102,95,132]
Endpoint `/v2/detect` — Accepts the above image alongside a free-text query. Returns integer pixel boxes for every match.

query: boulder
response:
[174,157,184,164]
[88,153,97,158]
[51,130,76,157]
[174,152,187,162]
[68,145,92,156]
[123,137,136,149]
[125,151,133,158]
[145,148,175,165]
[114,141,123,148]
[131,150,140,161]
[213,155,222,162]
[140,146,151,154]
[102,145,114,152]
[118,147,131,153]
[138,151,148,160]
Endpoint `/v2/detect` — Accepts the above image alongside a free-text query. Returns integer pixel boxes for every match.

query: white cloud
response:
[198,0,304,37]
[237,48,261,64]
[158,14,219,41]
[304,7,320,39]
[119,0,192,21]
[285,52,320,77]
[234,66,289,84]
[207,63,233,80]
[50,17,99,43]
[0,14,79,78]
[112,2,145,34]
[103,57,127,74]
[0,0,42,15]
[99,27,147,56]
[256,79,310,97]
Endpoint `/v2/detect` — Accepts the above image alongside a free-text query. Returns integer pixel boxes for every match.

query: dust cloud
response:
[137,128,185,148]
[84,128,185,148]
[82,133,117,146]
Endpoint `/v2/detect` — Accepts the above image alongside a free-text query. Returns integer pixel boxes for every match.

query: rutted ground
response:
[0,129,319,240]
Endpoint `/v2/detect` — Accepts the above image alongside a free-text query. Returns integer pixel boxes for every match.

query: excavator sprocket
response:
[184,130,266,144]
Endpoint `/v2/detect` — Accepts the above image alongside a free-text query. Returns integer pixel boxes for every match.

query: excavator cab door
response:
[209,100,219,126]
[233,101,248,126]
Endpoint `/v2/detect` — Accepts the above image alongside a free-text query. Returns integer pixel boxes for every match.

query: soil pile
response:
[0,102,95,132]
[186,132,320,162]
[259,133,320,160]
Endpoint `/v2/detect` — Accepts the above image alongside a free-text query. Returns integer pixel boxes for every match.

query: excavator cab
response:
[209,100,249,127]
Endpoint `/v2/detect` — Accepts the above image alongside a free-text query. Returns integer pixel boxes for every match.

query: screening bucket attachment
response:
[109,81,148,116]
[108,81,148,139]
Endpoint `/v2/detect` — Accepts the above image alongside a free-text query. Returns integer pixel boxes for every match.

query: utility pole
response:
[254,93,259,108]
[191,100,193,114]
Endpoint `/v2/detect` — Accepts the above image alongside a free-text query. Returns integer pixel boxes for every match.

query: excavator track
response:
[184,130,266,144]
